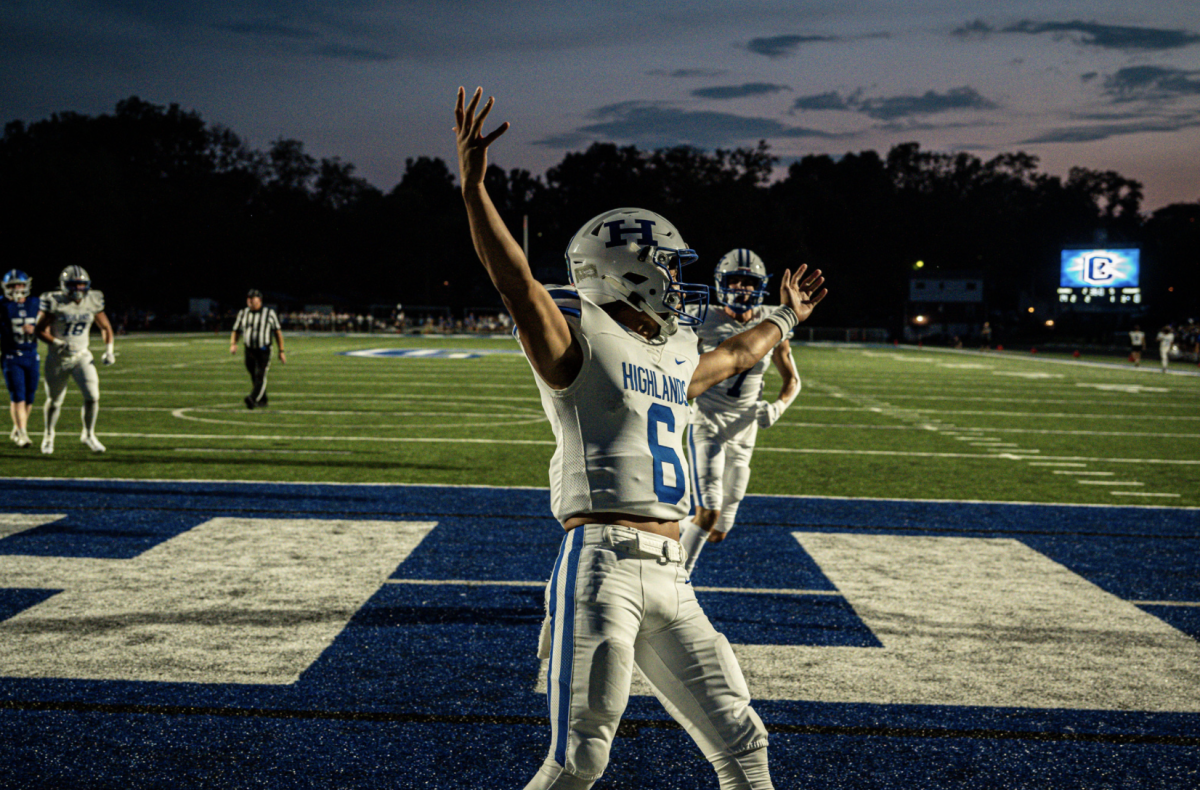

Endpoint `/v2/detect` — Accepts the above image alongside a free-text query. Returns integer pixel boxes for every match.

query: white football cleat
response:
[82,434,107,453]
[9,426,17,443]
[41,433,55,454]
[15,430,32,448]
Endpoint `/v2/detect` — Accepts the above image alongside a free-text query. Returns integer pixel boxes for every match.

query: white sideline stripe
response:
[38,432,1199,467]
[1052,471,1114,476]
[1078,480,1144,486]
[1111,492,1182,498]
[1029,462,1088,467]
[385,578,844,596]
[1133,600,1200,607]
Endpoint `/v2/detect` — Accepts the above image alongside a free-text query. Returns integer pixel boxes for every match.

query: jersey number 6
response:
[647,403,687,504]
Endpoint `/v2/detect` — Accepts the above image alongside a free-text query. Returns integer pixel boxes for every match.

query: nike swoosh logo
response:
[674,358,686,365]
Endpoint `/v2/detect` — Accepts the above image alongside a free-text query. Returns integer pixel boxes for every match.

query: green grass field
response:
[4,333,1198,507]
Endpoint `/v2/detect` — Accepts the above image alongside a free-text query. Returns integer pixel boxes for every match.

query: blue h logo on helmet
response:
[603,219,657,248]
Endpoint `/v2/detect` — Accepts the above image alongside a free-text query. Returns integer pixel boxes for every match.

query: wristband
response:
[763,306,798,338]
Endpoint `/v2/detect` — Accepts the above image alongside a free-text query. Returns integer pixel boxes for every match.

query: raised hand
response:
[777,264,827,323]
[454,86,510,192]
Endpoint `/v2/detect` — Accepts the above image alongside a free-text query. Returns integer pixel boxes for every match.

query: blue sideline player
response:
[35,265,115,454]
[679,250,802,572]
[454,87,826,790]
[2,269,40,448]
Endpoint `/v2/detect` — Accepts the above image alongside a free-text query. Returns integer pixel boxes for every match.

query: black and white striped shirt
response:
[233,307,282,349]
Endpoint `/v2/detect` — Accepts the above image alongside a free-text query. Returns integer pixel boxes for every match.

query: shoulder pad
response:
[544,285,581,319]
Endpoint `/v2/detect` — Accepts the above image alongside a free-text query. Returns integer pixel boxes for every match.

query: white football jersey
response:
[692,305,774,415]
[527,286,699,525]
[40,290,106,354]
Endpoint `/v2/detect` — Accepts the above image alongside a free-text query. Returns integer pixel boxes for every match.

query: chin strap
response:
[601,275,678,337]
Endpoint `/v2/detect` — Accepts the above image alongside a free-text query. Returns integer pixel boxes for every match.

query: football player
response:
[2,269,40,448]
[679,250,801,572]
[455,87,826,790]
[34,265,115,454]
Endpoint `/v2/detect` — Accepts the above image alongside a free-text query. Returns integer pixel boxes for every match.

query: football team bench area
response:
[1,478,1197,789]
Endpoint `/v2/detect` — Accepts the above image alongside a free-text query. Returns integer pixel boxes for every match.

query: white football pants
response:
[688,409,758,532]
[527,524,771,790]
[43,349,100,435]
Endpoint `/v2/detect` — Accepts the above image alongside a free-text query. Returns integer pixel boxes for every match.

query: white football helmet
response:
[59,265,91,303]
[2,269,31,300]
[714,249,770,312]
[565,207,708,337]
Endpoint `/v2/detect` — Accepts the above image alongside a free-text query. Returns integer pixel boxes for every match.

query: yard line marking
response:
[1029,462,1088,467]
[385,579,844,596]
[40,432,1200,468]
[1078,480,1144,486]
[1111,492,1181,498]
[1052,471,1115,476]
[174,448,353,455]
[1132,600,1200,607]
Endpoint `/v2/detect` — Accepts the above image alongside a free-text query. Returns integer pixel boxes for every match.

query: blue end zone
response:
[0,478,1196,789]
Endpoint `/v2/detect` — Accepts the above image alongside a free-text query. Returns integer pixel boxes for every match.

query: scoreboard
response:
[1057,248,1142,307]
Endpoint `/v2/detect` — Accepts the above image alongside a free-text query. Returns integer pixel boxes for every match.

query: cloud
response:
[1003,20,1200,51]
[952,20,993,39]
[1021,113,1200,143]
[691,83,790,100]
[648,69,727,78]
[791,87,997,120]
[533,101,838,149]
[1103,66,1200,101]
[791,92,851,111]
[745,34,837,58]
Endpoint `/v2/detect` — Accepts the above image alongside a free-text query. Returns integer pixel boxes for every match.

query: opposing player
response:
[455,87,825,790]
[679,250,801,572]
[35,265,115,454]
[2,270,40,448]
[1156,325,1175,373]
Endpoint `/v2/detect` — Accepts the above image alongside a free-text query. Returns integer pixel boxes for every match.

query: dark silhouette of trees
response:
[1,96,1196,332]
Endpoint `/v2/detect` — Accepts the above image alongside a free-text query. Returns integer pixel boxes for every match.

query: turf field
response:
[3,333,1197,506]
[1,334,1198,789]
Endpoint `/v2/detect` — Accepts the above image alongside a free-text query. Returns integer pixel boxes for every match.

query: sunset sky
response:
[4,1,1199,210]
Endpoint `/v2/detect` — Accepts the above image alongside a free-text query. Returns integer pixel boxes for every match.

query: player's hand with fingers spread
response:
[778,264,827,324]
[454,86,510,194]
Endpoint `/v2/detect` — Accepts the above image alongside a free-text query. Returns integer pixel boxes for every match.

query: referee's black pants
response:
[243,346,272,405]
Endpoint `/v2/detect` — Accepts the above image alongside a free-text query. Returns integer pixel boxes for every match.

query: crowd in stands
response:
[187,307,515,335]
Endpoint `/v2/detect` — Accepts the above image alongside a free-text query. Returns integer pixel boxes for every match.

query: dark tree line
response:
[2,97,1197,334]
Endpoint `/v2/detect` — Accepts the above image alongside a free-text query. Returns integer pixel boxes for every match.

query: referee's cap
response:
[247,289,263,299]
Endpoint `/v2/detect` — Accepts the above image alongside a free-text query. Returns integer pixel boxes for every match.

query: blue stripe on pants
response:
[688,425,706,510]
[549,527,584,767]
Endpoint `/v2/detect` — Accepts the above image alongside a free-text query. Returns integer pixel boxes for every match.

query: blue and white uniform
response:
[526,286,769,789]
[2,294,40,404]
[688,305,774,529]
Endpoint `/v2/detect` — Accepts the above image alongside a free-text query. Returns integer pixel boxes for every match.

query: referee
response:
[230,289,286,409]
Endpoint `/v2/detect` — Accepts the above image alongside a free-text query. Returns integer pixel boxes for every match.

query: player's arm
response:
[756,340,799,428]
[688,266,825,399]
[454,86,580,390]
[274,328,286,364]
[94,311,116,364]
[34,310,61,348]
